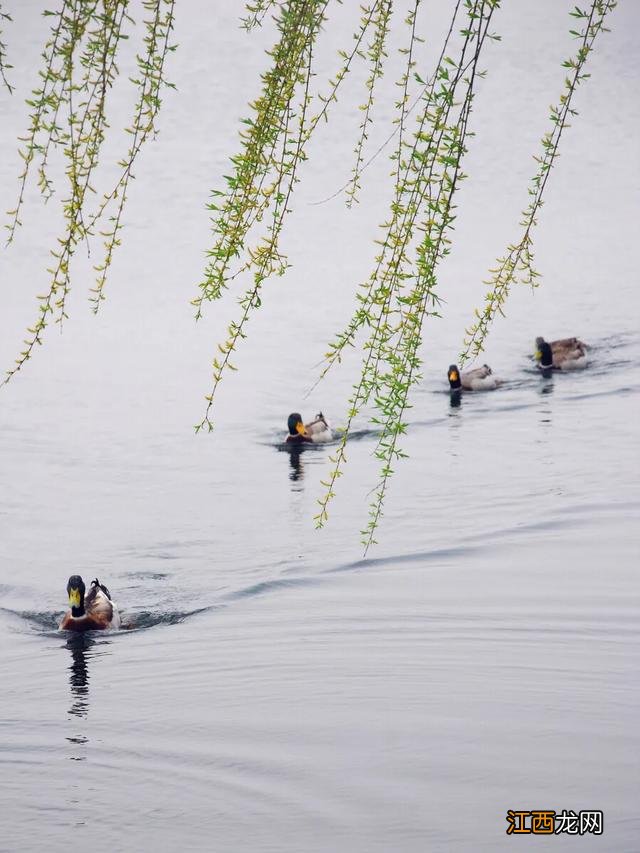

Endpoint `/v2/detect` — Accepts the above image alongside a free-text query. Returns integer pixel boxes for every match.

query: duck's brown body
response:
[60,578,120,632]
[536,336,588,370]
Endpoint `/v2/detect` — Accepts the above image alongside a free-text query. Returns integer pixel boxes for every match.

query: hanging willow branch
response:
[315,0,500,549]
[461,0,617,362]
[345,0,392,206]
[243,1,281,32]
[194,0,330,431]
[0,4,12,93]
[89,0,176,311]
[2,0,176,386]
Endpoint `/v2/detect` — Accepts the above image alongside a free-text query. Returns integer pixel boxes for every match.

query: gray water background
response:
[0,2,639,851]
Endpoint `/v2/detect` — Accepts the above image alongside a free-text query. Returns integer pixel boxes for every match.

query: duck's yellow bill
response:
[450,371,459,382]
[69,588,81,608]
[535,350,542,361]
[295,422,306,436]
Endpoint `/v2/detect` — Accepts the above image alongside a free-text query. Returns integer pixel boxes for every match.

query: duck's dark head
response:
[287,413,306,436]
[448,365,462,390]
[535,337,545,361]
[67,575,86,616]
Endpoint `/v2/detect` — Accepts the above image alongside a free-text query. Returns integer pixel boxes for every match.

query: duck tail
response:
[91,578,112,599]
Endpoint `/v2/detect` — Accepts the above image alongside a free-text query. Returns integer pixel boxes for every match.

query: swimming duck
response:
[285,412,333,444]
[60,576,120,632]
[448,364,501,391]
[535,337,588,371]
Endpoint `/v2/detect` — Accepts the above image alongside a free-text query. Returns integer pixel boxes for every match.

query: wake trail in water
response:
[0,604,218,636]
[328,499,640,576]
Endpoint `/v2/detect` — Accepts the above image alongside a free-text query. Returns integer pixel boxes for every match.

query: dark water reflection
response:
[283,444,305,483]
[66,634,94,720]
[449,389,463,409]
[65,634,100,765]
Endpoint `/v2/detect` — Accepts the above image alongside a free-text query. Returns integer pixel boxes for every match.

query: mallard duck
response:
[285,411,333,444]
[535,337,588,370]
[448,364,501,391]
[60,576,120,632]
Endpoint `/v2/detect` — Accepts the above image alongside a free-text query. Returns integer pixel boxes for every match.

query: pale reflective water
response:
[1,2,639,852]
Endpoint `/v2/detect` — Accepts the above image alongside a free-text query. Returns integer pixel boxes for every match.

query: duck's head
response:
[67,575,86,616]
[448,365,462,390]
[535,337,545,361]
[287,413,306,437]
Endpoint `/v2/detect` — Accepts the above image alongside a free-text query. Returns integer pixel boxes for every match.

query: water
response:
[1,2,639,851]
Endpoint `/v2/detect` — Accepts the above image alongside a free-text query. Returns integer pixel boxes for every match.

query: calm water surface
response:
[1,2,639,851]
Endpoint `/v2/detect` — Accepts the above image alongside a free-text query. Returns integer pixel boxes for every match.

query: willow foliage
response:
[2,1,617,548]
[0,5,12,93]
[3,0,176,383]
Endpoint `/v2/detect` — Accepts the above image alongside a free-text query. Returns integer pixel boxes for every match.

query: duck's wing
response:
[305,417,333,442]
[463,365,492,381]
[461,365,499,390]
[85,580,119,627]
[305,417,329,436]
[551,337,583,351]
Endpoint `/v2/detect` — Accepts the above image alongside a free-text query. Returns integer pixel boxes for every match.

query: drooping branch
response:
[0,4,13,93]
[314,0,500,548]
[460,0,617,363]
[2,0,176,387]
[89,0,176,311]
[6,1,92,243]
[195,0,329,431]
[242,1,281,32]
[345,0,393,206]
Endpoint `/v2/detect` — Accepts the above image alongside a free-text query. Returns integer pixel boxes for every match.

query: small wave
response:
[340,427,380,441]
[566,384,640,402]
[224,576,317,602]
[591,331,639,350]
[401,416,449,429]
[0,605,216,635]
[0,608,61,631]
[329,544,478,574]
[121,607,215,630]
[121,571,173,580]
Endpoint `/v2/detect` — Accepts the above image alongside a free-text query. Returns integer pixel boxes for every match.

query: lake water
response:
[1,2,638,851]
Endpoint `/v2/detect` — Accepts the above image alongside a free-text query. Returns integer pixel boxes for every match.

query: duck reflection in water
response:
[65,633,102,760]
[284,444,305,483]
[449,388,463,410]
[67,633,94,719]
[538,380,554,430]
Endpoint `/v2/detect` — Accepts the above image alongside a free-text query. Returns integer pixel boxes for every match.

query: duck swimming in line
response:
[448,364,501,391]
[285,412,333,444]
[535,337,588,371]
[60,576,120,632]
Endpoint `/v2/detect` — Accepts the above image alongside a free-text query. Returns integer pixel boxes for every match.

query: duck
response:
[285,411,333,444]
[535,336,588,371]
[60,576,121,632]
[448,364,501,391]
